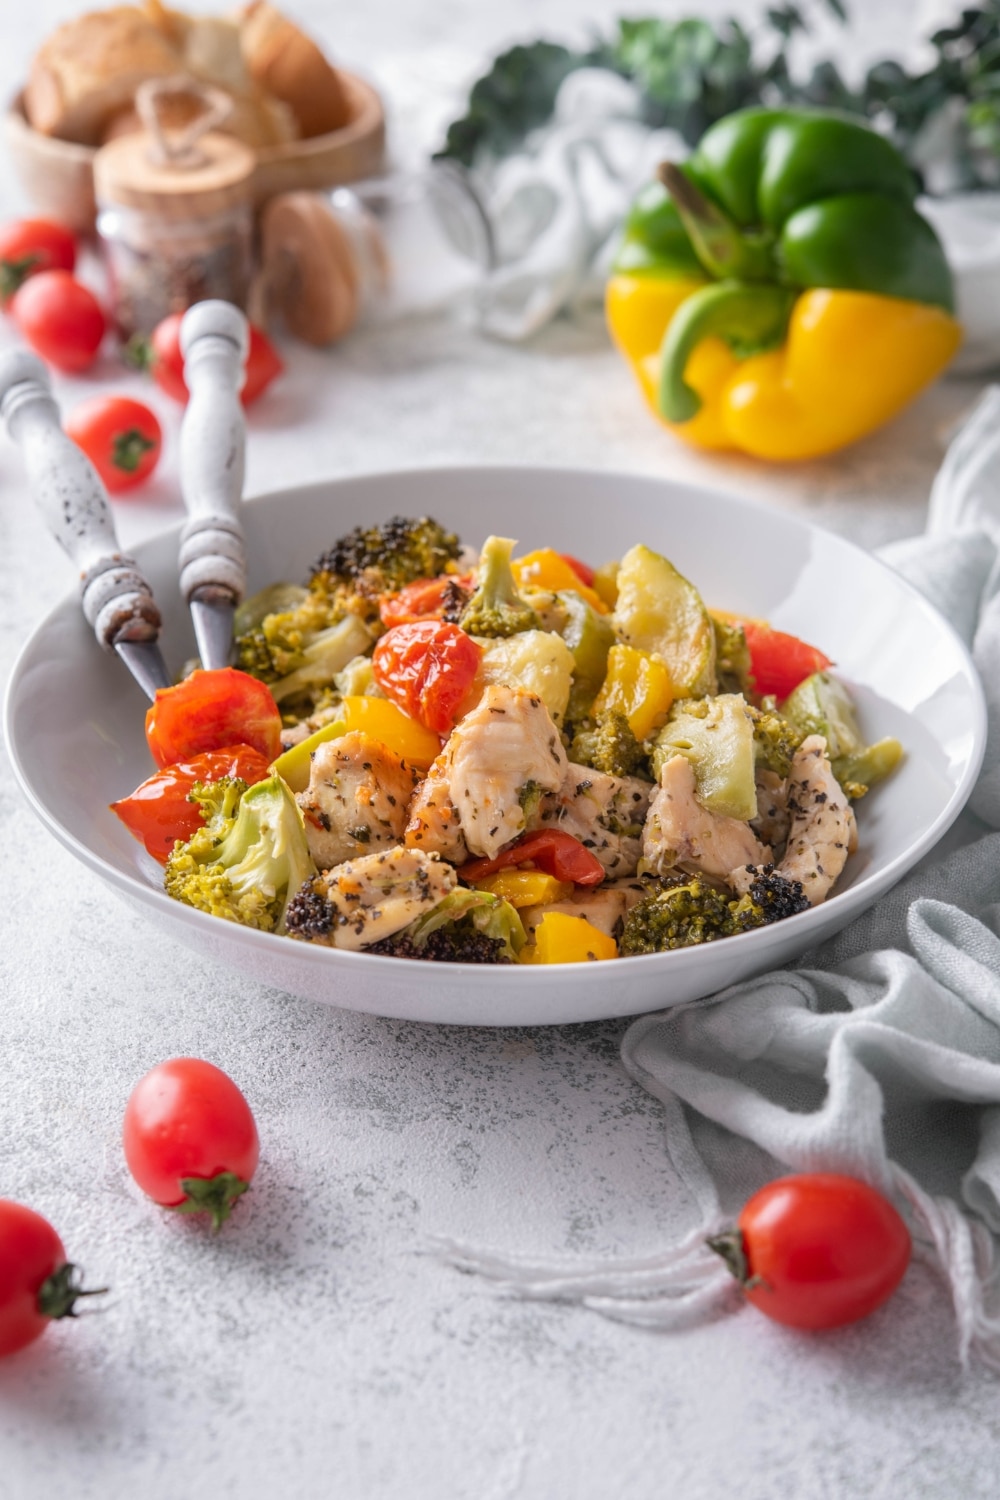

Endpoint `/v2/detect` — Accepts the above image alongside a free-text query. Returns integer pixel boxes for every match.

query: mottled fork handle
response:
[0,349,169,698]
[178,301,249,671]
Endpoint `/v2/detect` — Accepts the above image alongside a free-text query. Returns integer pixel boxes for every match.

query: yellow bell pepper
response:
[591,643,673,742]
[512,548,609,614]
[271,695,441,792]
[519,911,618,964]
[608,277,963,461]
[474,871,574,908]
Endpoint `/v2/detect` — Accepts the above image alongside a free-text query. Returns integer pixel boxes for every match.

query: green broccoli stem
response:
[172,1172,252,1232]
[36,1263,109,1321]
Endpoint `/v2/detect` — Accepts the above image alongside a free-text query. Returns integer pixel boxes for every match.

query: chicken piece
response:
[518,884,627,942]
[536,763,652,878]
[405,685,568,861]
[404,760,469,865]
[643,754,770,882]
[752,767,791,853]
[297,731,420,871]
[777,734,857,906]
[313,847,456,951]
[279,702,344,751]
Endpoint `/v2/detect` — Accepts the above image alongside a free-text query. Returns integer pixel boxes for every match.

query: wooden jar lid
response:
[260,190,383,345]
[95,128,255,218]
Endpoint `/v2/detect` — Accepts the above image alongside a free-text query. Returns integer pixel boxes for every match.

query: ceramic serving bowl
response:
[4,466,987,1026]
[4,70,385,234]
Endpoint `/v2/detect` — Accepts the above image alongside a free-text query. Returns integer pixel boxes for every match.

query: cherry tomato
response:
[123,1059,260,1230]
[372,621,482,736]
[0,1200,105,1357]
[12,270,105,373]
[738,620,833,700]
[111,744,273,862]
[66,395,162,494]
[378,573,475,630]
[141,313,283,406]
[0,218,75,307]
[460,830,606,887]
[560,554,596,588]
[145,668,282,770]
[708,1173,911,1330]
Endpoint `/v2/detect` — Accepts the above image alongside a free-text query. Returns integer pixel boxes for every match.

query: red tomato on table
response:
[145,668,282,769]
[460,829,606,887]
[12,270,105,373]
[111,744,272,862]
[123,1059,260,1230]
[708,1173,911,1330]
[379,573,475,630]
[143,313,283,406]
[66,395,162,493]
[0,218,75,307]
[739,620,833,700]
[372,620,481,736]
[0,1200,104,1357]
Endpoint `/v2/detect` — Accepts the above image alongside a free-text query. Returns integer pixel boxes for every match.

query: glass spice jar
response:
[94,78,255,342]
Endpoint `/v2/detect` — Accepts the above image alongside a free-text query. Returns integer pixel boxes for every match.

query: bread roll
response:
[239,2,350,138]
[25,7,182,144]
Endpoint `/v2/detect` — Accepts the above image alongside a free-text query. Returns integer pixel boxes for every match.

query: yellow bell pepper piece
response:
[591,643,673,742]
[520,911,618,964]
[271,695,441,792]
[474,871,574,908]
[606,273,962,461]
[512,548,609,614]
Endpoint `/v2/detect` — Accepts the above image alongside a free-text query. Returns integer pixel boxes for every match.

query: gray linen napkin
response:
[441,387,1000,1370]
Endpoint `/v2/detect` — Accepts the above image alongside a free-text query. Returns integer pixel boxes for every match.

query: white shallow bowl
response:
[5,467,987,1027]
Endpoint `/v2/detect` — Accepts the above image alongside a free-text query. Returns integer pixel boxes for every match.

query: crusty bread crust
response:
[240,2,350,138]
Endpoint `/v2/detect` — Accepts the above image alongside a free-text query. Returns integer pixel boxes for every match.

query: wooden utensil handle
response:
[0,350,161,648]
[178,300,249,607]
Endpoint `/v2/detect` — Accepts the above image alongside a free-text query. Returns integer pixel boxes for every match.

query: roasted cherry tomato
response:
[0,218,75,307]
[372,620,481,736]
[111,744,272,862]
[12,269,105,373]
[123,1059,260,1230]
[708,1173,911,1331]
[0,1200,105,1357]
[460,829,606,888]
[140,313,283,406]
[379,573,475,630]
[560,554,596,588]
[145,668,282,770]
[66,395,162,493]
[738,620,833,700]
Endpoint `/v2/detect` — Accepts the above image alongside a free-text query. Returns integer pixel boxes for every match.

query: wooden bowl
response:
[5,69,385,235]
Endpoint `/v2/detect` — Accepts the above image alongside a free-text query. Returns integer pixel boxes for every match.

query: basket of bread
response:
[7,1,385,232]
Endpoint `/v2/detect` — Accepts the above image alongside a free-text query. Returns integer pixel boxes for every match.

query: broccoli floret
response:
[570,709,648,779]
[268,616,374,707]
[460,536,541,639]
[165,775,316,933]
[285,877,336,940]
[364,889,525,963]
[713,617,754,696]
[619,868,809,954]
[310,516,461,602]
[747,701,805,779]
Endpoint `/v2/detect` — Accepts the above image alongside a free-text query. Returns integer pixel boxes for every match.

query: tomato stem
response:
[173,1171,251,1232]
[706,1227,751,1285]
[36,1263,109,1321]
[0,252,41,303]
[112,427,157,473]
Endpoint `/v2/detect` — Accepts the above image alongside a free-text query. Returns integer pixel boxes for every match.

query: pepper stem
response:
[657,280,796,423]
[658,163,774,283]
[172,1171,251,1232]
[36,1263,109,1321]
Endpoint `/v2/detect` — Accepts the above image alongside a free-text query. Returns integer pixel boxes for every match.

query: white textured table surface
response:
[2,4,999,1499]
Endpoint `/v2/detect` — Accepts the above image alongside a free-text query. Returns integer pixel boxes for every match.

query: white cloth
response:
[439,387,1000,1371]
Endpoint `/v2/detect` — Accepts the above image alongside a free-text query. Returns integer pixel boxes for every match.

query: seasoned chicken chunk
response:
[643,754,769,882]
[405,685,567,861]
[536,763,652,878]
[294,846,456,951]
[752,767,791,854]
[777,734,857,905]
[297,731,420,871]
